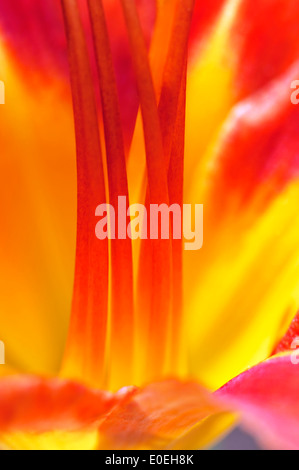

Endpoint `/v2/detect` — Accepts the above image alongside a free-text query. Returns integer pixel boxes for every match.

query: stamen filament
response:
[121,0,172,377]
[87,0,134,389]
[159,0,195,165]
[60,0,109,388]
[168,65,187,371]
[158,0,195,370]
[136,0,194,378]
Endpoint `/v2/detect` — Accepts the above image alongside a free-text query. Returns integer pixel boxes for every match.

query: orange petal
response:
[217,355,299,449]
[99,380,223,449]
[0,48,76,375]
[0,375,135,434]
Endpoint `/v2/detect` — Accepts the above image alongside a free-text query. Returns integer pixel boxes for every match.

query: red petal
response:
[0,0,68,76]
[0,376,135,433]
[231,0,299,98]
[99,380,222,449]
[217,355,299,449]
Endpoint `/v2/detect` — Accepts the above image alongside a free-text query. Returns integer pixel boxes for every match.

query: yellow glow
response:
[0,431,98,451]
[0,46,76,375]
[184,182,299,389]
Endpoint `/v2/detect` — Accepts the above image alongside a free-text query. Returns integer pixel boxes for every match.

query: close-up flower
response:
[1,0,299,451]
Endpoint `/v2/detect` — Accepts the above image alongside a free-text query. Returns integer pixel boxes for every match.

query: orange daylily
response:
[0,0,299,450]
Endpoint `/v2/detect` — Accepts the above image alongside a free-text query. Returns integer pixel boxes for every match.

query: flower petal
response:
[0,375,135,434]
[185,0,299,189]
[0,0,67,77]
[217,355,299,449]
[231,0,299,98]
[184,61,299,389]
[189,0,226,52]
[98,379,226,450]
[0,49,76,375]
[201,61,299,217]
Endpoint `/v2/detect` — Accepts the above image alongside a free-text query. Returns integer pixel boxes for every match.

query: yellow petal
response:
[0,45,76,374]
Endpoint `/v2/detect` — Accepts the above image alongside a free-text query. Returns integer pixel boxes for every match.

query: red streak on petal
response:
[206,62,299,221]
[87,0,134,389]
[231,0,299,99]
[189,0,226,54]
[60,0,108,388]
[274,311,299,354]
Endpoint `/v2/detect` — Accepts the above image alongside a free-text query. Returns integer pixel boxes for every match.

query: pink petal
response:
[217,355,299,449]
